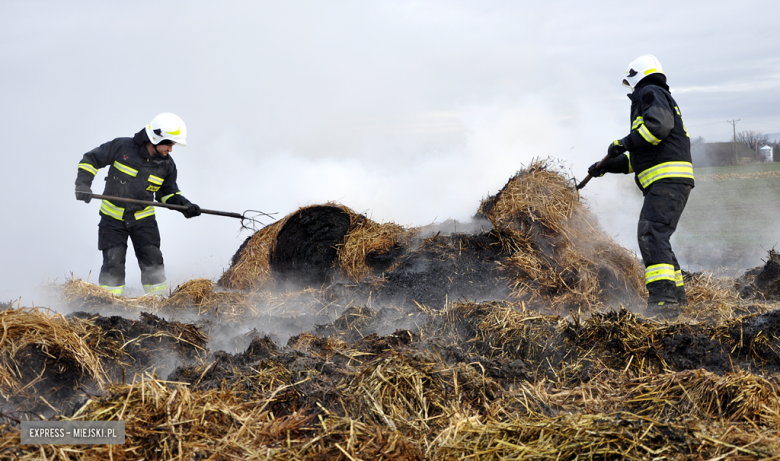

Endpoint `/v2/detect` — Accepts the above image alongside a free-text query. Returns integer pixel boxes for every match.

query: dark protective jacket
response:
[600,74,694,194]
[75,130,193,225]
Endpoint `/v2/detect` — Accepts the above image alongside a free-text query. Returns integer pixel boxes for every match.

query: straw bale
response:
[337,218,411,282]
[477,160,578,235]
[221,203,365,291]
[219,218,287,291]
[478,159,646,313]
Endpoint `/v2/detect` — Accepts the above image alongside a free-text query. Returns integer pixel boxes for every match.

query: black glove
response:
[183,203,201,219]
[588,162,605,178]
[607,139,627,158]
[75,185,92,203]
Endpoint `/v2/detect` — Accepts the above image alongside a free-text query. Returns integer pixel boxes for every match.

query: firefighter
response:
[74,113,201,297]
[588,55,694,318]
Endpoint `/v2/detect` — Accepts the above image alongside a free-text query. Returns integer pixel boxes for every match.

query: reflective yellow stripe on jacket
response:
[645,264,676,285]
[148,175,164,186]
[637,161,694,189]
[134,206,155,220]
[675,270,684,287]
[100,200,124,220]
[161,192,182,203]
[632,116,661,145]
[113,161,138,177]
[78,163,98,175]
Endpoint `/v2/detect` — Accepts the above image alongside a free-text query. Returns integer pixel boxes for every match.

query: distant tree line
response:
[691,130,778,167]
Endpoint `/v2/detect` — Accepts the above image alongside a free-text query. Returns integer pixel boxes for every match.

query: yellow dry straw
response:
[219,218,287,291]
[428,412,780,460]
[63,276,349,322]
[622,368,780,422]
[165,278,258,320]
[342,348,502,440]
[480,159,646,313]
[0,375,315,461]
[61,277,165,312]
[422,301,564,360]
[336,218,410,282]
[0,307,111,398]
[221,203,363,291]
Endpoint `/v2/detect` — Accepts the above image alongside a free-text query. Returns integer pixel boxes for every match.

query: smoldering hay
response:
[218,159,646,314]
[61,159,645,318]
[10,160,780,459]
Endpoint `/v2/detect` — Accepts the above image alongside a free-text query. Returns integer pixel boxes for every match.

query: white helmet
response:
[145,113,187,146]
[622,54,664,89]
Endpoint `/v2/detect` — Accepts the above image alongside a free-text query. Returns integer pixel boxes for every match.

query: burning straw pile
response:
[478,159,646,313]
[213,159,646,316]
[11,161,780,458]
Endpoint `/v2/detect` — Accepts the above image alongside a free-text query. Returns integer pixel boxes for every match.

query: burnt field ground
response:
[4,160,780,460]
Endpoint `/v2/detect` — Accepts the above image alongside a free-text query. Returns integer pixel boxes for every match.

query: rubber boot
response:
[646,300,680,320]
[677,285,688,307]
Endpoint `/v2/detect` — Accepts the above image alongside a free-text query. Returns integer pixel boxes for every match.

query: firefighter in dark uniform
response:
[74,113,201,297]
[588,55,694,318]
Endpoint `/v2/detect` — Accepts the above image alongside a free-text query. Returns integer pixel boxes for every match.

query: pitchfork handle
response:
[90,194,244,219]
[576,154,611,190]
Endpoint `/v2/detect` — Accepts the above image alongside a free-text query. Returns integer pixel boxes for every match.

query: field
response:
[3,161,780,460]
[675,161,780,270]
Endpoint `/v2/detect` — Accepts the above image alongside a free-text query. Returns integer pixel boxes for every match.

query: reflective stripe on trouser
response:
[675,270,684,287]
[100,284,125,296]
[645,264,675,284]
[143,280,169,295]
[637,182,692,303]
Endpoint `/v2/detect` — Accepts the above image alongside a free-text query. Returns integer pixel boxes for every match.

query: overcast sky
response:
[2,0,778,302]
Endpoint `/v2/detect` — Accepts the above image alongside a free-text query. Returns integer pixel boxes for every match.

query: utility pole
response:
[727,119,740,165]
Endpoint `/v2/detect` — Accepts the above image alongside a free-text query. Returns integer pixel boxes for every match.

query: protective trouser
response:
[97,217,168,296]
[637,182,692,304]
